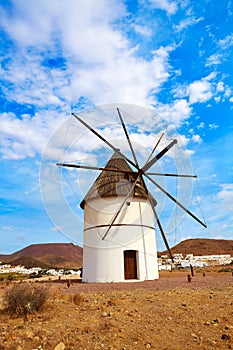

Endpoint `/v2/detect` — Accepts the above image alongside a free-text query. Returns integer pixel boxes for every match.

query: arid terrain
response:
[0,269,233,350]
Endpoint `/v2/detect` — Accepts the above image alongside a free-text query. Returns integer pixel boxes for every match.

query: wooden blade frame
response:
[152,205,174,263]
[57,163,197,178]
[56,163,134,174]
[147,172,197,178]
[71,112,139,171]
[142,139,177,173]
[145,132,164,164]
[117,108,139,167]
[144,173,207,228]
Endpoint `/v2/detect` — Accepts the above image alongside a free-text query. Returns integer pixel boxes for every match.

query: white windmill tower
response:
[57,107,207,283]
[79,150,158,282]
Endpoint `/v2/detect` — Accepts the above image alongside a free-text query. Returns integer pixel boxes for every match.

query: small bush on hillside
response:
[7,274,14,281]
[3,283,49,317]
[218,267,233,273]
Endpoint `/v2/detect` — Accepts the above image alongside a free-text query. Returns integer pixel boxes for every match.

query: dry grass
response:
[3,282,49,317]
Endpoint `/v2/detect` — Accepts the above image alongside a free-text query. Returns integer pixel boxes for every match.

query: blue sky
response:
[0,0,233,254]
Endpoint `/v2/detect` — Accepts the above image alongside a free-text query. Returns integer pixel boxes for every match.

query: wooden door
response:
[124,250,137,279]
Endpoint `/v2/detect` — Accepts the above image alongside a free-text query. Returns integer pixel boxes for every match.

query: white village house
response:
[158,253,233,270]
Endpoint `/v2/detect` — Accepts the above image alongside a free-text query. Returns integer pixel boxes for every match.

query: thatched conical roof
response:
[80,151,155,209]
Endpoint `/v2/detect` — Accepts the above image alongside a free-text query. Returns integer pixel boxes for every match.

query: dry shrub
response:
[3,283,49,316]
[73,292,84,305]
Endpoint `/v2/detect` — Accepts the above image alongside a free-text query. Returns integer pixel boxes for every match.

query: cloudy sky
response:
[0,0,233,254]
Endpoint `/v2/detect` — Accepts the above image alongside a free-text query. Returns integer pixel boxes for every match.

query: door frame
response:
[124,249,138,280]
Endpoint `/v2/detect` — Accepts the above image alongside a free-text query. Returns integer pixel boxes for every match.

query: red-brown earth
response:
[0,269,233,350]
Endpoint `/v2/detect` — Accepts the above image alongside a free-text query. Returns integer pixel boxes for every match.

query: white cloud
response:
[174,74,220,107]
[0,55,66,107]
[192,134,202,144]
[1,0,126,50]
[208,123,219,130]
[205,53,223,66]
[225,87,231,98]
[216,82,224,92]
[187,78,213,104]
[218,34,233,50]
[149,0,178,15]
[0,111,67,160]
[1,225,16,231]
[155,99,192,126]
[0,1,174,109]
[174,133,190,148]
[217,184,233,211]
[174,16,204,32]
[66,46,172,105]
[2,101,192,161]
[197,122,205,129]
[206,34,233,67]
[133,24,152,37]
[172,84,187,99]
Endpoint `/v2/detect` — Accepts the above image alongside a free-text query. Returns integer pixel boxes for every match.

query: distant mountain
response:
[159,238,233,257]
[0,243,83,269]
[1,239,233,269]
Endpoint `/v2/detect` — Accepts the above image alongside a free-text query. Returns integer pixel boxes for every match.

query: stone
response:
[211,319,219,325]
[221,334,230,340]
[26,330,34,339]
[54,342,65,350]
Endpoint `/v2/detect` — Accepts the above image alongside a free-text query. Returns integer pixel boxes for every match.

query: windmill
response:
[56,107,207,283]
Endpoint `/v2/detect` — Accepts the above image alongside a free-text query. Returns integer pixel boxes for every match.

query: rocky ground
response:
[0,270,233,350]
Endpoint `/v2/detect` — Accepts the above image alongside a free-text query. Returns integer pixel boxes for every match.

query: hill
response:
[1,239,233,269]
[159,238,233,257]
[0,243,83,269]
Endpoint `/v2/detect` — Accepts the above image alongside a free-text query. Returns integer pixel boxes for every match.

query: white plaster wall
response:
[82,196,159,283]
[82,246,124,283]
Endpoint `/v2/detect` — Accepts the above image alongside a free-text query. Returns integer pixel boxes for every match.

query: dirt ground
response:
[0,270,233,350]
